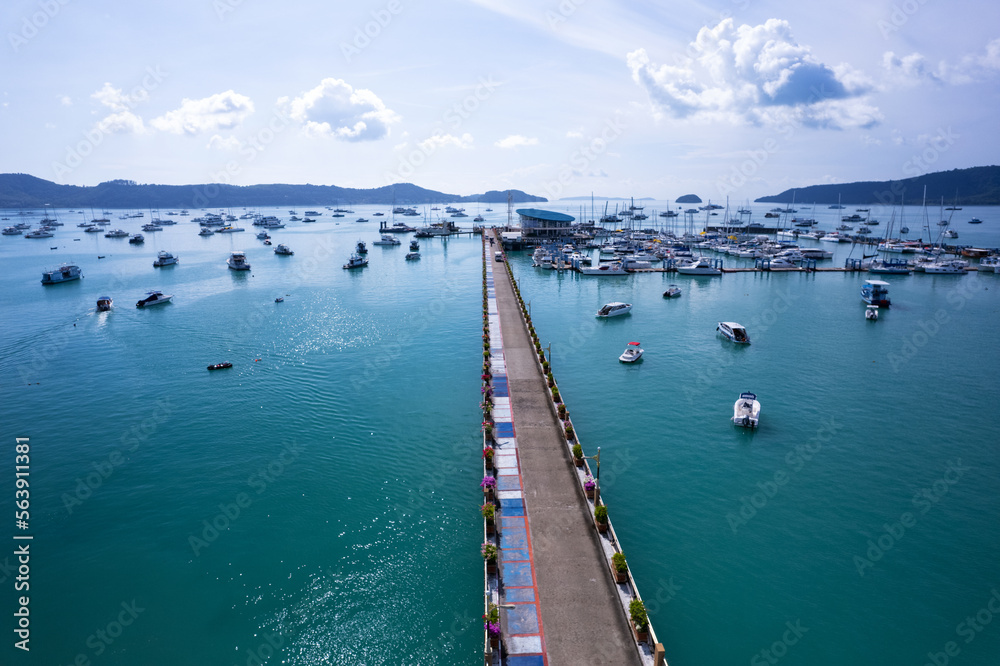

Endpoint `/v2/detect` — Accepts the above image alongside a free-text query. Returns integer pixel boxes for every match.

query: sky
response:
[1,0,998,201]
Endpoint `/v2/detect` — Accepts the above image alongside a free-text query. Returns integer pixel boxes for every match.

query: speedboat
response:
[96,296,113,311]
[405,251,420,260]
[663,284,682,298]
[129,233,145,244]
[943,229,958,239]
[41,264,82,284]
[274,244,294,255]
[676,257,722,275]
[578,261,627,275]
[732,392,760,428]
[207,362,232,370]
[596,302,632,317]
[153,251,178,267]
[136,291,172,307]
[865,305,879,321]
[227,251,251,270]
[969,218,983,224]
[619,341,643,363]
[343,253,368,269]
[717,321,750,344]
[861,279,891,307]
[356,218,368,223]
[373,234,401,246]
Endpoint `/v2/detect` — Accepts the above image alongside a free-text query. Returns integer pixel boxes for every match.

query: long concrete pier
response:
[485,239,645,665]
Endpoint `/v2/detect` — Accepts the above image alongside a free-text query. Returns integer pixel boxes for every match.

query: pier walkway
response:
[487,245,642,665]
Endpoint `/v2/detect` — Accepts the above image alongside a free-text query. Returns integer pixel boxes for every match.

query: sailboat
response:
[869,202,911,274]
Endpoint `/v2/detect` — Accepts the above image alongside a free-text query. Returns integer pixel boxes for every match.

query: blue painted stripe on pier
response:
[507,656,545,666]
[501,528,528,550]
[505,587,536,602]
[495,422,515,437]
[497,475,521,491]
[500,498,524,516]
[502,561,534,587]
[502,516,525,529]
[502,548,530,562]
[506,604,539,634]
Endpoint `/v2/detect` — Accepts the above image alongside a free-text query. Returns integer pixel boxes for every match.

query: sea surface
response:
[1,203,999,665]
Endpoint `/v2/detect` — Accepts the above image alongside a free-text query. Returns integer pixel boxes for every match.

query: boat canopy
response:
[627,341,641,346]
[864,279,890,286]
[739,392,757,400]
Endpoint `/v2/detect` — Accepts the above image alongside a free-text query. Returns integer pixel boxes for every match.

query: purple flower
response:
[486,621,501,636]
[481,476,497,489]
[584,476,596,491]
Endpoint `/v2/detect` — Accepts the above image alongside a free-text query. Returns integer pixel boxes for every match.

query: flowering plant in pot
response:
[572,444,584,467]
[481,476,497,496]
[482,542,499,573]
[484,603,501,647]
[481,501,496,534]
[482,422,494,441]
[483,446,495,468]
[564,424,575,440]
[584,475,596,499]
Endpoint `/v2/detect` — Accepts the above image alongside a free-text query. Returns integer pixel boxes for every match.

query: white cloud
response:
[565,129,583,138]
[97,111,146,134]
[495,134,539,148]
[627,18,880,129]
[280,78,399,141]
[886,38,1000,87]
[92,82,148,112]
[207,134,242,150]
[882,52,943,87]
[151,91,254,135]
[59,95,72,106]
[419,133,474,150]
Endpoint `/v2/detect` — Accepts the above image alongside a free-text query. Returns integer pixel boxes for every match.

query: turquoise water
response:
[2,204,999,665]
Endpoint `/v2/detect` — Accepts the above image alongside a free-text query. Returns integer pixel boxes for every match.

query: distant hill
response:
[676,194,702,203]
[756,166,1000,205]
[0,174,547,208]
[559,196,656,200]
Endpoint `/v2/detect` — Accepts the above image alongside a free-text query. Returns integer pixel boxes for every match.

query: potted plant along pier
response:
[482,542,498,574]
[551,387,561,403]
[557,403,566,419]
[481,475,497,501]
[572,444,584,467]
[483,422,494,443]
[629,599,649,643]
[483,446,495,470]
[483,603,501,650]
[594,504,608,533]
[481,501,496,535]
[612,552,629,583]
[584,475,596,499]
[564,424,575,441]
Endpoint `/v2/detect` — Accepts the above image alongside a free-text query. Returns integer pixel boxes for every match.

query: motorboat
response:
[41,264,82,284]
[129,233,145,244]
[274,244,294,255]
[26,229,55,238]
[216,226,245,233]
[373,234,401,246]
[676,257,722,275]
[861,279,891,307]
[96,296,113,311]
[943,229,958,239]
[387,222,417,233]
[663,284,682,298]
[596,302,632,317]
[141,223,162,232]
[256,231,270,240]
[922,260,967,274]
[717,321,750,344]
[968,218,983,224]
[153,251,178,267]
[207,362,232,370]
[136,291,172,307]
[104,229,128,238]
[275,296,284,302]
[732,392,760,428]
[865,305,879,321]
[618,341,643,363]
[227,251,251,270]
[356,218,369,223]
[409,240,419,251]
[263,240,272,246]
[578,261,627,275]
[868,260,910,275]
[405,251,421,260]
[3,226,22,235]
[356,240,368,254]
[343,253,368,269]
[304,210,320,216]
[198,227,214,236]
[978,257,1000,273]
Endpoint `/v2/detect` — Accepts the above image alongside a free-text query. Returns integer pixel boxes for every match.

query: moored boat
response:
[274,244,293,255]
[732,392,760,428]
[41,264,82,284]
[717,321,750,344]
[619,341,643,363]
[861,279,891,307]
[663,284,682,298]
[343,253,368,269]
[676,257,722,275]
[227,251,251,270]
[207,362,232,370]
[153,251,178,267]
[596,302,632,317]
[136,291,172,307]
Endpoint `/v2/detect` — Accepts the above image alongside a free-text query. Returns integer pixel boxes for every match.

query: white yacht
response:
[136,291,172,307]
[663,284,682,298]
[619,341,643,363]
[866,305,879,321]
[104,229,128,238]
[153,251,178,267]
[922,260,967,274]
[943,229,958,239]
[717,322,750,344]
[405,251,421,260]
[978,257,1000,273]
[343,253,368,269]
[141,223,162,232]
[25,228,55,238]
[256,231,270,240]
[732,392,760,428]
[274,244,293,255]
[596,302,632,318]
[258,216,284,228]
[129,233,145,244]
[2,226,22,235]
[227,251,251,270]
[372,234,401,246]
[41,264,82,284]
[578,261,627,275]
[676,257,722,275]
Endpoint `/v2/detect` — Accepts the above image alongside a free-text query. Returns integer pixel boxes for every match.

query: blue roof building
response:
[516,208,575,239]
